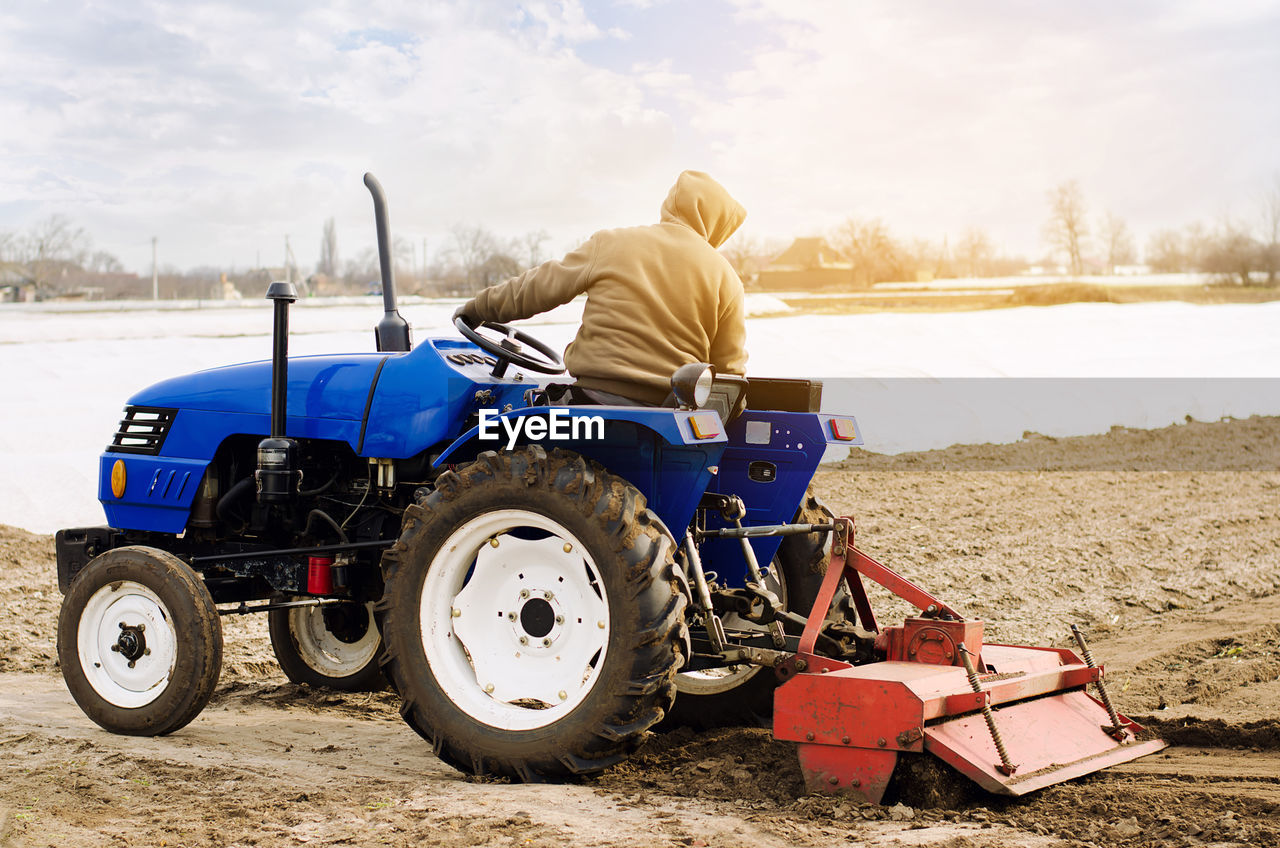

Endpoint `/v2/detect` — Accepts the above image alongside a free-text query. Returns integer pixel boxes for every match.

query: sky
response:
[1,0,1278,275]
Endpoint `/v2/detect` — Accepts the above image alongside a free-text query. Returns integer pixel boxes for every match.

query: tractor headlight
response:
[670,363,714,409]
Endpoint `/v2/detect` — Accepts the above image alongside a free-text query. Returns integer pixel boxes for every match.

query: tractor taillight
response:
[689,413,720,440]
[829,418,858,441]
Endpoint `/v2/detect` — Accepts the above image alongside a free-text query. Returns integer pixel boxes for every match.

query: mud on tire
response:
[57,546,223,736]
[376,446,687,781]
[269,601,385,692]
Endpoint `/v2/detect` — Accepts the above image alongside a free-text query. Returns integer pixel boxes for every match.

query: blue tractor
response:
[56,176,1163,799]
[55,174,862,779]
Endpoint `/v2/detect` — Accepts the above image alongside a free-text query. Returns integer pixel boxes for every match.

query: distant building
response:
[756,238,857,290]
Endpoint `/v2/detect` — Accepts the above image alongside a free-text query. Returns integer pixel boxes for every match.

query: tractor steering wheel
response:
[453,315,566,379]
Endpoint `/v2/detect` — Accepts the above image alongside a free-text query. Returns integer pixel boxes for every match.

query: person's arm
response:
[709,283,748,375]
[458,236,598,323]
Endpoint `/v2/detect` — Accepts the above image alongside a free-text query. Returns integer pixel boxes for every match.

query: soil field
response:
[778,281,1280,314]
[2,417,1278,847]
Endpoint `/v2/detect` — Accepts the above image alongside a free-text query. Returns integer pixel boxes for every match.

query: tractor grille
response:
[107,406,177,455]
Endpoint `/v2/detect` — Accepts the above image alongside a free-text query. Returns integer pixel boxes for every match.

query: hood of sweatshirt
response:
[659,170,747,249]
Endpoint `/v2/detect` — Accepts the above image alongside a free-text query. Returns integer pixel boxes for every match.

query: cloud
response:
[1,0,1277,272]
[0,1,683,271]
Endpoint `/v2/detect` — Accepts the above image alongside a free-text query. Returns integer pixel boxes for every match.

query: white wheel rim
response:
[77,580,178,708]
[675,560,787,696]
[288,602,380,678]
[421,509,610,731]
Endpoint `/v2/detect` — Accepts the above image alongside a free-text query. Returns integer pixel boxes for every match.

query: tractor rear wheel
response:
[377,447,686,781]
[269,601,385,691]
[57,546,223,736]
[666,489,835,728]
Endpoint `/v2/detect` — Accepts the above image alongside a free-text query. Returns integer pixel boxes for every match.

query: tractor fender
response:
[431,405,729,535]
[431,405,727,467]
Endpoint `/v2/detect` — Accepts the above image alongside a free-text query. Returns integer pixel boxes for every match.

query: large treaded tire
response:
[376,446,686,781]
[665,489,834,729]
[57,546,223,736]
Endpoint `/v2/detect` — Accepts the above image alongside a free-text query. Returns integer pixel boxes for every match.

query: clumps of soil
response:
[1135,717,1280,750]
[0,525,59,673]
[211,680,402,721]
[837,414,1280,472]
[986,778,1280,848]
[596,726,805,804]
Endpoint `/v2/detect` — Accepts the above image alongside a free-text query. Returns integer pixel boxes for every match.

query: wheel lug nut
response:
[484,683,495,693]
[119,622,127,629]
[558,691,567,701]
[507,612,518,621]
[451,607,461,618]
[519,636,528,645]
[127,661,136,669]
[110,644,121,652]
[143,648,151,656]
[562,543,572,553]
[136,623,145,632]
[541,638,552,647]
[555,615,564,625]
[544,591,554,601]
[597,621,605,629]
[519,589,530,599]
[489,538,499,548]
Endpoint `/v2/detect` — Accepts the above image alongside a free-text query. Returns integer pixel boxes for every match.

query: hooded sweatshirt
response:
[462,170,748,404]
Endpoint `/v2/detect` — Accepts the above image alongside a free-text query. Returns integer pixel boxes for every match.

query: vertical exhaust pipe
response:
[363,173,411,352]
[257,281,299,503]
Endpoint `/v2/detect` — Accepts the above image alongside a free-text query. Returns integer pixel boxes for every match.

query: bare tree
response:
[86,250,125,273]
[1145,228,1186,272]
[833,217,902,285]
[20,215,90,294]
[317,217,339,277]
[1043,181,1089,276]
[515,229,550,269]
[720,234,786,286]
[1099,212,1135,273]
[1259,172,1280,286]
[956,228,994,278]
[443,225,524,294]
[1202,215,1260,285]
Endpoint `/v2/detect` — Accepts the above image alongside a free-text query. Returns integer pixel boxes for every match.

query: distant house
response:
[0,263,36,302]
[756,238,857,290]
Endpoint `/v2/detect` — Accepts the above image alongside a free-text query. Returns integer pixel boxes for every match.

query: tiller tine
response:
[772,517,1167,803]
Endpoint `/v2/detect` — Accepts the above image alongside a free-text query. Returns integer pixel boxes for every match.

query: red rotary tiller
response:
[772,517,1166,803]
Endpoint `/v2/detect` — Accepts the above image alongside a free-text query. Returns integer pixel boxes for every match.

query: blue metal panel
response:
[99,453,209,533]
[358,338,531,458]
[432,407,727,535]
[700,410,853,585]
[131,354,386,420]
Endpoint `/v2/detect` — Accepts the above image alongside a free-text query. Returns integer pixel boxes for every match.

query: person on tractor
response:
[454,169,748,406]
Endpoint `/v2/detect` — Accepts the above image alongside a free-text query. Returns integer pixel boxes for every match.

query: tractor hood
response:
[129,354,388,420]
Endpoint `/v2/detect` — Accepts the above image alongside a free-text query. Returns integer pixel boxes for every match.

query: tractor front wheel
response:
[377,447,686,781]
[57,546,223,736]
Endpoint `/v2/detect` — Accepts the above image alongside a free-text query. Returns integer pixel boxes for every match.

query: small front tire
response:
[57,546,223,736]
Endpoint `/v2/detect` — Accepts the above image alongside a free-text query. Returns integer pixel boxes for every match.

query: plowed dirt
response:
[2,416,1278,847]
